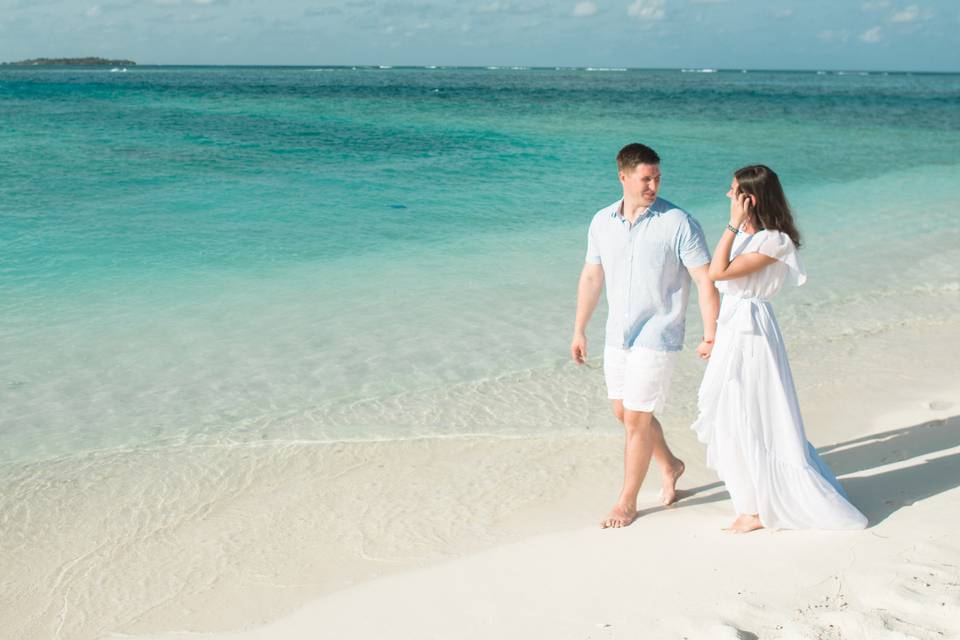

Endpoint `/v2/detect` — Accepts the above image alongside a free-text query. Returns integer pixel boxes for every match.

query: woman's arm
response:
[707,192,777,282]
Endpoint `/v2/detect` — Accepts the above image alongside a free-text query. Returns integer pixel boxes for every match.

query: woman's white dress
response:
[692,230,867,530]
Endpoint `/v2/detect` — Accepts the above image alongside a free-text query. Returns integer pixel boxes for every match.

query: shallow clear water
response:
[2,66,959,462]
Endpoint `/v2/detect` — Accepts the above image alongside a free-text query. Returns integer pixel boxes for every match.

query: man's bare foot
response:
[724,514,763,533]
[659,459,685,506]
[600,505,638,528]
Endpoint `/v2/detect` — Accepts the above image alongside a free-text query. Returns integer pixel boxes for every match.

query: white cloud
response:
[774,8,794,18]
[573,1,598,16]
[890,4,919,22]
[818,29,849,43]
[627,0,664,20]
[85,4,101,17]
[862,0,890,9]
[860,25,883,42]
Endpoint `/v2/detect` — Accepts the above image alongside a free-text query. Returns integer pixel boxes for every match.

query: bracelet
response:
[726,223,739,234]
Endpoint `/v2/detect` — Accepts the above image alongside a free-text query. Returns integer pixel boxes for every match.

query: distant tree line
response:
[1,57,136,66]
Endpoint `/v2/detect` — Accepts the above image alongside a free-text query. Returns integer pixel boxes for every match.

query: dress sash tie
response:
[717,295,770,335]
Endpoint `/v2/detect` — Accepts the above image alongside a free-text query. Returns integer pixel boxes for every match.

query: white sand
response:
[118,413,960,640]
[4,320,959,640]
[115,320,960,640]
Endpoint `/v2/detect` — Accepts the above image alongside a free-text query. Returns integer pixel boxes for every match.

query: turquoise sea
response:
[2,66,960,463]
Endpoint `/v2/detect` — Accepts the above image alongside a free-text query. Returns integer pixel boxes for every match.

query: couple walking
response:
[571,143,867,533]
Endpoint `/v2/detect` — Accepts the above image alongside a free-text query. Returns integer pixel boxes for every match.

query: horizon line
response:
[3,62,958,75]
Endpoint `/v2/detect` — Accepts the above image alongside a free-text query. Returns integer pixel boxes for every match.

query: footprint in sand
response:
[927,401,953,411]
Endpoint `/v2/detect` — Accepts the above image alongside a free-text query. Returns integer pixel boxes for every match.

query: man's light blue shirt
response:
[586,196,711,352]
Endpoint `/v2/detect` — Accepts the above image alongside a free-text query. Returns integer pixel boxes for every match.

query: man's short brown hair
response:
[616,143,660,171]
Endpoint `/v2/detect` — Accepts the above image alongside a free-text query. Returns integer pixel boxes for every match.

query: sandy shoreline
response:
[3,318,959,640]
[123,406,960,640]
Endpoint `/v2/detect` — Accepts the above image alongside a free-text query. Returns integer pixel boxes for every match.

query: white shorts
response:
[603,345,678,414]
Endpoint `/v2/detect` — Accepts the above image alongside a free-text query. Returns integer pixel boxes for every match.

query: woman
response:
[692,165,867,533]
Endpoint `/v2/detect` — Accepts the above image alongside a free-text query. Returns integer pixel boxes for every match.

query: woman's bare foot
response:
[600,504,638,528]
[724,514,763,533]
[659,459,685,506]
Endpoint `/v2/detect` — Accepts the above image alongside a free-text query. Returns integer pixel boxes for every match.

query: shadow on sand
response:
[645,414,960,527]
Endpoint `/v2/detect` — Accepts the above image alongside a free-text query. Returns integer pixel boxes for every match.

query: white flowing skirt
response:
[691,295,867,530]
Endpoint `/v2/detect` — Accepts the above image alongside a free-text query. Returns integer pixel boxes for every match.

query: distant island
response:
[1,57,136,66]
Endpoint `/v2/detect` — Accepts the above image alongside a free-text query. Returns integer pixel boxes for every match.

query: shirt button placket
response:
[623,224,635,349]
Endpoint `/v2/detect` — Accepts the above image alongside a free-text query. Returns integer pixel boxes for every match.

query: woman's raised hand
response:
[728,191,755,229]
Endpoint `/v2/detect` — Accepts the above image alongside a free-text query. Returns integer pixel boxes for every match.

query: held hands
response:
[728,191,755,230]
[571,332,587,364]
[696,339,714,360]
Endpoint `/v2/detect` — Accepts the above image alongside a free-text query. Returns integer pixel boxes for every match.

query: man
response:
[571,143,719,529]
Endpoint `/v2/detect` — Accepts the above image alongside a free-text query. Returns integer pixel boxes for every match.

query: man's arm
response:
[571,262,604,364]
[687,264,719,360]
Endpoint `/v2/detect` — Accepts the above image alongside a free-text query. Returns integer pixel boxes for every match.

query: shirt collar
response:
[611,197,660,225]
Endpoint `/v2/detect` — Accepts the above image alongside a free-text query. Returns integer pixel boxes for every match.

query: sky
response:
[0,0,958,71]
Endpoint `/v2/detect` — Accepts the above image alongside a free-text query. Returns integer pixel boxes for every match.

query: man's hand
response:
[573,263,604,365]
[571,332,588,364]
[696,339,714,360]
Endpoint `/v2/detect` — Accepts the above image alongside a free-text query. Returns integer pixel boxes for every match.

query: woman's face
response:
[728,176,757,214]
[727,177,740,199]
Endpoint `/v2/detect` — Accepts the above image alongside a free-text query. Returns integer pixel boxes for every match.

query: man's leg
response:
[611,401,685,500]
[649,414,685,506]
[601,404,685,528]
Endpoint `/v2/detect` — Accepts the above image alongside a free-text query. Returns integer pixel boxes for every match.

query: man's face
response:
[619,163,661,207]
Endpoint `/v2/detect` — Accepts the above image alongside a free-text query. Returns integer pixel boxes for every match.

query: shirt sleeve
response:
[678,214,711,268]
[585,219,602,264]
[752,230,807,286]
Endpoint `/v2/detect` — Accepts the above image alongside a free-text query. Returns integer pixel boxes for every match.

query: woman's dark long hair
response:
[734,165,802,249]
